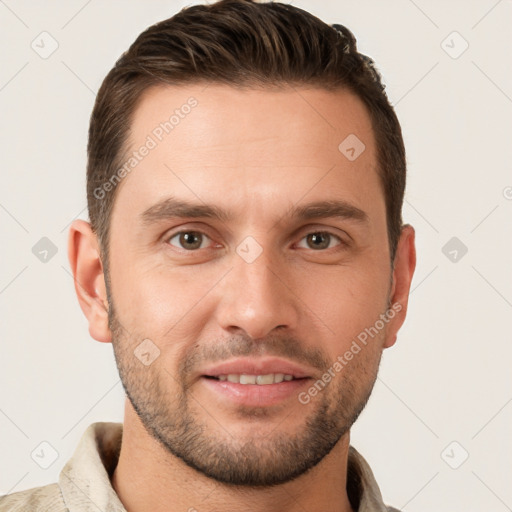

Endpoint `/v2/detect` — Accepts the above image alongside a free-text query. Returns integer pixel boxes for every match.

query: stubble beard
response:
[108,301,383,487]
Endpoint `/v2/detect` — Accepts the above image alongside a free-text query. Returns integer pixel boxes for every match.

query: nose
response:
[214,248,300,340]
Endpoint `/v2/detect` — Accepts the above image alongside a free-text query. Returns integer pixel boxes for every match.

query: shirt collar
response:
[347,445,393,511]
[59,422,126,511]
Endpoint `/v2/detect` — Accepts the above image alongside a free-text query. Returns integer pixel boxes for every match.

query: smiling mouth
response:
[204,373,305,385]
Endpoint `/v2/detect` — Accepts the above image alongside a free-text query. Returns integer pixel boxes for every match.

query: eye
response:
[296,231,343,251]
[167,231,212,251]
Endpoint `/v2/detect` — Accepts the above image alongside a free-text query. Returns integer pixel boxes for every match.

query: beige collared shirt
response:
[0,422,400,511]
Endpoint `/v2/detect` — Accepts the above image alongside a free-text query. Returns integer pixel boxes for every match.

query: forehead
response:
[129,83,374,158]
[112,83,381,223]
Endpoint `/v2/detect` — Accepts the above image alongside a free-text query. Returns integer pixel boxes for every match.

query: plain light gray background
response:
[1,1,511,511]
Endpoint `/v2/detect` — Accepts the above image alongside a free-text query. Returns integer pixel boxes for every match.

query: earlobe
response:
[67,220,112,343]
[383,224,416,349]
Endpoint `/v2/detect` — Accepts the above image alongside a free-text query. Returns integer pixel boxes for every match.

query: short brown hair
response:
[87,0,406,268]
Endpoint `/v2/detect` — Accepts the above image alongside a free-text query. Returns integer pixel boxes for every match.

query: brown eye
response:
[168,231,209,250]
[298,232,342,250]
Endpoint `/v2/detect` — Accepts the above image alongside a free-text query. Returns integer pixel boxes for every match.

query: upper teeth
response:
[217,373,294,385]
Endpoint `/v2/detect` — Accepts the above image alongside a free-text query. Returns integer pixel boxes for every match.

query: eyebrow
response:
[140,196,369,226]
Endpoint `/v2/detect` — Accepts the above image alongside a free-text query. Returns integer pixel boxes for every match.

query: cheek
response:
[290,268,390,376]
[297,264,390,337]
[110,256,223,342]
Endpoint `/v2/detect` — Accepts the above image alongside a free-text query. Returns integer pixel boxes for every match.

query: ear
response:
[383,224,416,349]
[67,220,112,343]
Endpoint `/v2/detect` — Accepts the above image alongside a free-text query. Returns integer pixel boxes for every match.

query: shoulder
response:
[0,483,67,511]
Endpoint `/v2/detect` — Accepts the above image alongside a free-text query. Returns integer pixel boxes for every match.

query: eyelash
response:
[165,229,346,253]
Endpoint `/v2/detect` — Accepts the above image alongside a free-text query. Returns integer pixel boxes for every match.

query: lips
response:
[200,357,313,381]
[197,357,315,407]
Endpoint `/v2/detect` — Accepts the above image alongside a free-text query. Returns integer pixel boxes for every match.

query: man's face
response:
[106,84,399,485]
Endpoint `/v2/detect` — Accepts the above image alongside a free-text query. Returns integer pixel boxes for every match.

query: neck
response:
[111,399,355,512]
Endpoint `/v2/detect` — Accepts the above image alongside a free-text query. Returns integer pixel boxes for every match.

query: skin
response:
[68,84,416,512]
